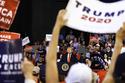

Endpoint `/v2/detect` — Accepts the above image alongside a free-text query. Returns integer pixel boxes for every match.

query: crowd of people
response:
[24,24,116,69]
[21,9,125,83]
[23,25,115,83]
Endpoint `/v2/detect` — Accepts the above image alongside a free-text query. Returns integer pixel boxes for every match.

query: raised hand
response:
[55,9,67,28]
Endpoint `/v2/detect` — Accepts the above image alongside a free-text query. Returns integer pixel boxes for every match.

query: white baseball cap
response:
[65,63,92,83]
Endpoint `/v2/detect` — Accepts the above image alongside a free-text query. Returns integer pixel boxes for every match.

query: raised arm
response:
[21,57,35,83]
[46,9,67,83]
[103,23,125,83]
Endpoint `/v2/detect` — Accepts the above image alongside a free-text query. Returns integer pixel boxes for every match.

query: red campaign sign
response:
[0,0,20,30]
[0,31,20,41]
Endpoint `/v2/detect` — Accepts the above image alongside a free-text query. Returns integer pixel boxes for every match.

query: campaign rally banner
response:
[0,31,20,41]
[0,0,20,30]
[65,0,125,33]
[0,39,24,83]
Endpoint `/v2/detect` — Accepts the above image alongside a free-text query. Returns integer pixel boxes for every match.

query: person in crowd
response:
[103,23,125,83]
[60,47,78,64]
[73,37,79,52]
[85,47,90,58]
[113,52,125,83]
[66,30,75,42]
[90,43,105,70]
[35,45,46,66]
[79,32,85,42]
[78,41,86,58]
[104,46,112,58]
[99,34,106,44]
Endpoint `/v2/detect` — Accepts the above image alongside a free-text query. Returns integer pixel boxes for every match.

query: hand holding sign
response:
[55,9,67,28]
[116,22,125,42]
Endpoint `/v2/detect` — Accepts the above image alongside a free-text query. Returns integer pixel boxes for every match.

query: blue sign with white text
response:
[0,39,24,83]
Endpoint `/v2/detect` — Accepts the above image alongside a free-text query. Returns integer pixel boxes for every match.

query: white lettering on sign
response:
[0,35,11,39]
[1,53,23,63]
[75,1,125,17]
[4,63,21,70]
[0,0,5,7]
[0,53,23,70]
[65,0,125,33]
[0,7,13,18]
[0,16,11,24]
[0,39,8,41]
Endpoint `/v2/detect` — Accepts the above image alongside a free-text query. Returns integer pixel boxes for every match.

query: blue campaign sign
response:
[0,39,24,83]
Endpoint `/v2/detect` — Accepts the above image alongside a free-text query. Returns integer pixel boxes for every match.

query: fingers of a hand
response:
[58,9,66,17]
[119,22,125,31]
[64,19,68,25]
[123,22,125,27]
[122,22,125,30]
[118,27,122,32]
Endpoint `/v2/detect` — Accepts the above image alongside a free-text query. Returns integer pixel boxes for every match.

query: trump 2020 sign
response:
[65,0,125,33]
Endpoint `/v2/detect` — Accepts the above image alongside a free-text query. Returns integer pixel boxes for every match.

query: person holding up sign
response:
[46,8,125,83]
[46,9,97,83]
[21,57,36,83]
[103,23,125,83]
[21,57,41,83]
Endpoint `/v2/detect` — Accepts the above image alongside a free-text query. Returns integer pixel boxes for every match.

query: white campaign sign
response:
[46,34,52,41]
[22,36,30,46]
[65,0,125,33]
